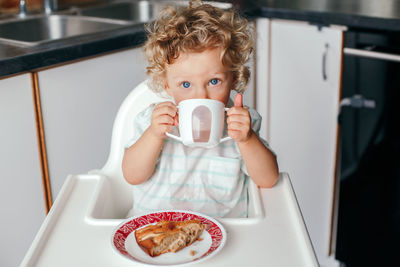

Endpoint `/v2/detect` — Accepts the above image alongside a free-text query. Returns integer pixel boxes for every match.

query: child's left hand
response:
[227,94,253,143]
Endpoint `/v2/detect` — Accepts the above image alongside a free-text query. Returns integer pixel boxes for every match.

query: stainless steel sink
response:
[0,14,129,46]
[78,0,232,22]
[0,1,232,46]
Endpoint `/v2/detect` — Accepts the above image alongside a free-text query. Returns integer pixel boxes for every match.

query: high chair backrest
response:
[100,80,171,182]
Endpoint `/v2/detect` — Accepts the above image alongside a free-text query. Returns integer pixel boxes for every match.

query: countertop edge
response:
[0,26,147,78]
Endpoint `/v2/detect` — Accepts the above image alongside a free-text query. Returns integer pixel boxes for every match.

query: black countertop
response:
[1,0,399,78]
[241,0,400,32]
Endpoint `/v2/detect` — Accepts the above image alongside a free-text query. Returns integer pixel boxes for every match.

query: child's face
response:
[163,48,233,105]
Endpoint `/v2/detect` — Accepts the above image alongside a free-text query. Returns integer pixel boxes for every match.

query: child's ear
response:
[163,79,173,96]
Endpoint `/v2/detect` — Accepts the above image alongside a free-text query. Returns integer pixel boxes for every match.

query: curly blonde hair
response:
[143,0,254,94]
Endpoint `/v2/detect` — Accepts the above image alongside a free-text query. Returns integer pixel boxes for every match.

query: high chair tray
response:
[21,173,318,267]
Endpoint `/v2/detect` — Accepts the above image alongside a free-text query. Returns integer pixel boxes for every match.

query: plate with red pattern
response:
[111,210,226,266]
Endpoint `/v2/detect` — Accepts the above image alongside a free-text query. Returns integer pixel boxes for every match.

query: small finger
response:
[227,114,251,126]
[174,114,179,126]
[227,121,248,131]
[153,103,177,117]
[154,114,175,125]
[227,106,249,116]
[234,93,243,107]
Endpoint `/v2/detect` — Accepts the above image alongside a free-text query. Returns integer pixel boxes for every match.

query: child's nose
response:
[194,87,208,99]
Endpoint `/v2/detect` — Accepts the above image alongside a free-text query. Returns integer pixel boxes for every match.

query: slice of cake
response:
[134,220,206,257]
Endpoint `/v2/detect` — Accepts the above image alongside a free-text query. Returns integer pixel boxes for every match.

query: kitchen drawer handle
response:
[322,43,329,81]
[343,47,400,63]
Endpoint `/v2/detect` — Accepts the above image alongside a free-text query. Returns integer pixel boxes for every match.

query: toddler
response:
[122,0,278,218]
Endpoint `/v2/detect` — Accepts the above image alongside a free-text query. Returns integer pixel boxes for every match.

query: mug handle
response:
[220,136,232,143]
[221,107,232,143]
[165,132,182,142]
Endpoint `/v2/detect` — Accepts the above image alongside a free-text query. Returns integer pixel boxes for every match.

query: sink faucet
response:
[43,0,58,15]
[18,0,58,17]
[18,0,27,17]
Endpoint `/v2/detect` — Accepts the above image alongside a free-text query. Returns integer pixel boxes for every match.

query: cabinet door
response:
[269,20,342,266]
[0,74,46,266]
[38,47,147,199]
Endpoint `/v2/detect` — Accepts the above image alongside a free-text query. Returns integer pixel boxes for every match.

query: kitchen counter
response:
[242,0,400,31]
[0,23,146,77]
[1,0,399,78]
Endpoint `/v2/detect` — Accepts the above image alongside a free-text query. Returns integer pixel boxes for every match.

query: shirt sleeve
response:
[124,104,155,149]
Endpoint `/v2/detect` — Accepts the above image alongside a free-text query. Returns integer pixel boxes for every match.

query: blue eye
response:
[209,79,220,86]
[182,81,191,88]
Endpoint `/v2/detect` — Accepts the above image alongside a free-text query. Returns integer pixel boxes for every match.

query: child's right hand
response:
[149,101,178,139]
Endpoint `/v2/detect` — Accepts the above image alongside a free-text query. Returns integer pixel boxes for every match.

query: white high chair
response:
[87,79,170,221]
[22,80,319,267]
[87,79,264,223]
[98,80,167,182]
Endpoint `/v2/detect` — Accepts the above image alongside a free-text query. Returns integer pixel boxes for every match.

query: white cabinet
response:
[267,20,343,267]
[38,47,147,199]
[0,74,46,267]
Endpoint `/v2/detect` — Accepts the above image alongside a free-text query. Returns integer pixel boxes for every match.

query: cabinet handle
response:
[322,43,329,81]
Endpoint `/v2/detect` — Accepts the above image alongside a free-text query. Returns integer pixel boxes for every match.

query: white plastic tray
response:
[21,173,318,267]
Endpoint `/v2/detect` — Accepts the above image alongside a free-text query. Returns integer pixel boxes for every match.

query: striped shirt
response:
[125,104,266,218]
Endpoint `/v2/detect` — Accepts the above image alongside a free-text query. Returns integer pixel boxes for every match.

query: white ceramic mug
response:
[166,99,231,148]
